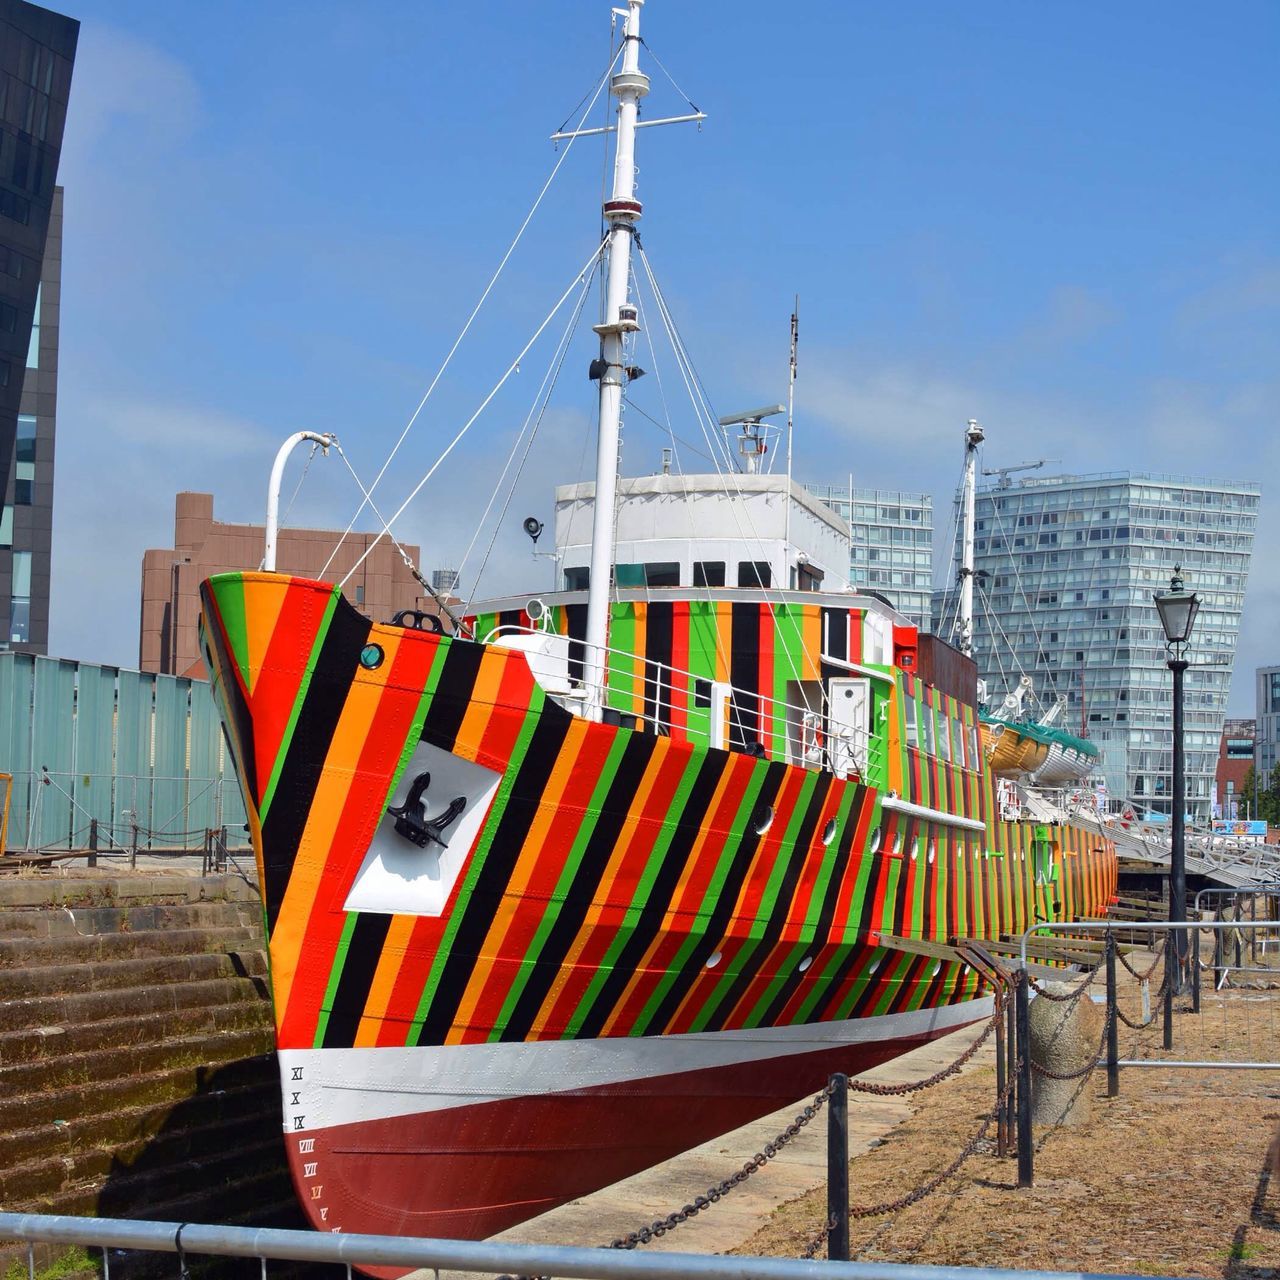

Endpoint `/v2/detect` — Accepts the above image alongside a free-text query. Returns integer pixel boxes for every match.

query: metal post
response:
[826,1073,849,1261]
[1162,959,1174,1052]
[87,817,97,870]
[1105,933,1119,1097]
[1168,656,1188,994]
[1192,916,1201,1014]
[1005,984,1017,1155]
[1015,969,1033,1188]
[995,991,1008,1157]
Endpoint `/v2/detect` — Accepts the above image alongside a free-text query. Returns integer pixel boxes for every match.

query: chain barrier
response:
[845,1092,1003,1220]
[800,1216,838,1261]
[1118,939,1166,981]
[605,1084,835,1250]
[1027,962,1101,1002]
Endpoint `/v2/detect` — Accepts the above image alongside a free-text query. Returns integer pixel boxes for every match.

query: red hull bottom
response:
[285,1015,982,1271]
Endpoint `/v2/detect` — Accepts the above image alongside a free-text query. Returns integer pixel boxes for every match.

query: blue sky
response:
[51,1,1278,712]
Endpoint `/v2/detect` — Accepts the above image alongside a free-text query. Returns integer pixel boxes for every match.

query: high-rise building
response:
[938,471,1259,819]
[140,492,426,677]
[1257,666,1280,785]
[805,484,933,625]
[0,2,77,654]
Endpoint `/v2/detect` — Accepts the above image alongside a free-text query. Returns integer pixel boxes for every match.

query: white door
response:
[828,677,870,779]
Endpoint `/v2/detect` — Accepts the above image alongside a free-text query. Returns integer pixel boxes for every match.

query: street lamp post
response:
[1153,565,1201,994]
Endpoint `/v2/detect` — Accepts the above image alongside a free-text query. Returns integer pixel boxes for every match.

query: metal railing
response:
[0,1209,1199,1280]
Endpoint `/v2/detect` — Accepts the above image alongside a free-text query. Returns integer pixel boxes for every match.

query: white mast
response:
[958,418,984,657]
[583,0,648,720]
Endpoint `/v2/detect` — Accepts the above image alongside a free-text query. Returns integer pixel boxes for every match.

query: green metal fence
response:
[0,652,248,853]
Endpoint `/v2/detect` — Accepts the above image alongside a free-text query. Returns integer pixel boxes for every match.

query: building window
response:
[26,284,39,368]
[738,561,771,588]
[693,560,725,588]
[14,412,34,504]
[10,548,31,642]
[0,504,11,547]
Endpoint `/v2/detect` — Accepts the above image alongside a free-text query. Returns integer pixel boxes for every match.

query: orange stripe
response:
[353,914,419,1046]
[450,647,507,764]
[243,576,291,697]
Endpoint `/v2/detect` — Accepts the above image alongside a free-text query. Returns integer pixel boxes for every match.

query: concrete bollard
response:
[1027,981,1102,1127]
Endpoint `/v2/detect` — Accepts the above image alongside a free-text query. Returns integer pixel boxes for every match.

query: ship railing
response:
[481,624,877,779]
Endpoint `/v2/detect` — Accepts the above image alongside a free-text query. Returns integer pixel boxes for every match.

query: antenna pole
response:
[784,300,797,569]
[584,0,648,720]
[958,419,984,657]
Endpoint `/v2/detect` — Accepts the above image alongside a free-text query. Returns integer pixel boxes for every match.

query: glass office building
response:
[938,471,1258,819]
[1258,666,1280,784]
[806,484,933,627]
[0,1,77,655]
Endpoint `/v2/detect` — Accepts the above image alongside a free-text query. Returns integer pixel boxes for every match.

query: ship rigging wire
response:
[321,41,625,579]
[457,257,602,616]
[337,240,609,590]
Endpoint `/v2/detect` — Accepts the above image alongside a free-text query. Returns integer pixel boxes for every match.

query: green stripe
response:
[259,586,340,821]
[208,573,251,692]
[488,729,633,1041]
[312,913,359,1047]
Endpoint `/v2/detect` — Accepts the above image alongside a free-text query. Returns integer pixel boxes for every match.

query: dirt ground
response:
[738,971,1280,1278]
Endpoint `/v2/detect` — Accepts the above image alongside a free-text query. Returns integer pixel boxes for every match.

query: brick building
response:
[1214,717,1255,820]
[140,492,427,677]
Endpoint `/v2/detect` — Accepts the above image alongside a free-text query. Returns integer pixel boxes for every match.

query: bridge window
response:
[738,561,772,588]
[694,560,725,587]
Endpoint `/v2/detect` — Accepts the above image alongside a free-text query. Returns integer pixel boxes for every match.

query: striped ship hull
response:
[198,571,1115,1246]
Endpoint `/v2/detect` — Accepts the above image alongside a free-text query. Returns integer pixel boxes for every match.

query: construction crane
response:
[981,458,1060,489]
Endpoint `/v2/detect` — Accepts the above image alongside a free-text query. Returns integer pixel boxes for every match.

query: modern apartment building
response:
[1258,666,1280,784]
[940,471,1258,818]
[0,1,77,654]
[1215,717,1255,820]
[806,484,933,626]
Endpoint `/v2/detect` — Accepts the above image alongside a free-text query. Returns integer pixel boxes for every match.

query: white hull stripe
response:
[279,997,991,1132]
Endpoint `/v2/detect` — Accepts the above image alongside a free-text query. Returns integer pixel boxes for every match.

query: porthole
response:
[360,643,384,670]
[869,825,882,854]
[868,955,881,974]
[753,805,775,836]
[910,837,919,862]
[930,962,941,977]
[706,950,723,969]
[821,817,838,846]
[928,837,937,865]
[798,955,813,973]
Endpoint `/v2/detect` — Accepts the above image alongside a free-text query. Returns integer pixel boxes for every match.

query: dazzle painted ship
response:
[199,0,1116,1251]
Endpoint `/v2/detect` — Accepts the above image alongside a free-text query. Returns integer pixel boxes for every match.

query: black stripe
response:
[698,770,833,1033]
[321,913,391,1047]
[645,602,673,731]
[419,639,485,753]
[565,603,587,687]
[729,602,760,750]
[259,598,371,934]
[499,731,658,1041]
[412,703,574,1046]
[759,784,866,1028]
[642,760,789,1034]
[575,749,728,1040]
